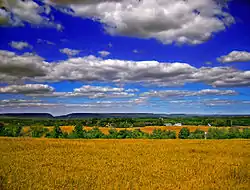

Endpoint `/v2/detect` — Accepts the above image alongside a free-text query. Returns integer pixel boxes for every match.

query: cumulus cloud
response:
[217,51,250,63]
[27,85,136,98]
[60,48,81,57]
[50,0,235,45]
[1,0,234,44]
[1,0,62,29]
[1,49,250,87]
[141,89,237,98]
[9,41,32,50]
[74,85,123,93]
[0,84,54,94]
[98,50,110,57]
[0,50,50,83]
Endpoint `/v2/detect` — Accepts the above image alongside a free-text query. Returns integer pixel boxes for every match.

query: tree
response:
[228,128,241,139]
[0,123,4,136]
[72,124,84,138]
[178,127,190,139]
[48,125,63,138]
[108,128,118,138]
[207,128,228,139]
[242,128,250,139]
[30,126,48,138]
[189,129,205,139]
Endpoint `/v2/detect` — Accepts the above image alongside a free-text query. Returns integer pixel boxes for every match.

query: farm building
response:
[164,123,173,126]
[174,123,182,126]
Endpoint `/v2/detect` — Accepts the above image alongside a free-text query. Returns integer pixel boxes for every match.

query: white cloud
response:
[98,50,110,57]
[9,41,32,50]
[0,50,51,83]
[37,39,55,45]
[74,85,124,93]
[0,84,54,94]
[217,51,250,63]
[141,89,237,98]
[1,0,61,29]
[26,85,135,99]
[55,0,235,45]
[1,49,250,87]
[60,48,81,56]
[2,0,234,44]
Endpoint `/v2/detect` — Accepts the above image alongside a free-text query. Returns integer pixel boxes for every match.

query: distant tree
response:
[188,129,205,139]
[228,128,241,139]
[72,124,84,138]
[107,128,118,138]
[30,126,48,138]
[87,127,105,139]
[48,125,63,138]
[207,128,228,139]
[0,123,4,136]
[242,128,250,139]
[178,127,190,139]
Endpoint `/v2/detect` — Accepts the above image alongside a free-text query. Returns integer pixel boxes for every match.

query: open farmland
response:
[23,125,214,135]
[0,138,249,190]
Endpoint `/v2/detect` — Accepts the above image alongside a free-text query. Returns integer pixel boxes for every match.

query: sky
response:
[0,0,250,116]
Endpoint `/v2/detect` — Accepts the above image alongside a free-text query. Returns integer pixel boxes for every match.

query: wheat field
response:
[0,138,249,190]
[60,125,211,135]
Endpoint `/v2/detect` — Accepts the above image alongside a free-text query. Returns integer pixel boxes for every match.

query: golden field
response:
[23,125,212,135]
[23,125,250,136]
[0,138,249,190]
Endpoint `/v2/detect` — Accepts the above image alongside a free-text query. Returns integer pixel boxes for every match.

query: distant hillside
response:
[0,113,54,119]
[56,113,165,119]
[0,113,250,119]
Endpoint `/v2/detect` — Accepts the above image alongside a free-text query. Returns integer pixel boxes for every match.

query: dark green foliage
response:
[30,126,48,138]
[46,125,63,138]
[228,128,241,139]
[72,124,85,138]
[207,128,228,139]
[86,127,105,139]
[107,128,119,139]
[188,129,205,139]
[117,121,133,128]
[151,129,176,139]
[0,123,4,136]
[0,124,22,137]
[1,116,250,128]
[131,129,148,139]
[178,127,190,139]
[242,128,250,139]
[115,130,133,139]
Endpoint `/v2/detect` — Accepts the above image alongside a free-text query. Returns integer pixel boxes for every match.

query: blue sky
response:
[0,0,250,115]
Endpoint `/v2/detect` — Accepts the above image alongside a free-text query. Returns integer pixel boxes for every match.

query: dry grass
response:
[23,125,249,136]
[78,126,211,135]
[0,138,249,190]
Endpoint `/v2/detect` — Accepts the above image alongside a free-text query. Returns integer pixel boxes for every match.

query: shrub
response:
[188,129,205,139]
[207,128,228,139]
[178,127,190,139]
[242,128,250,139]
[228,128,241,139]
[86,127,105,139]
[0,124,22,137]
[30,126,48,138]
[46,125,63,138]
[107,128,119,139]
[151,129,176,139]
[72,124,85,138]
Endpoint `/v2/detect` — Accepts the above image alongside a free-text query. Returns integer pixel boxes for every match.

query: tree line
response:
[1,116,250,127]
[0,123,250,139]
